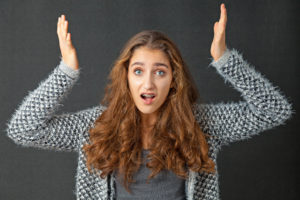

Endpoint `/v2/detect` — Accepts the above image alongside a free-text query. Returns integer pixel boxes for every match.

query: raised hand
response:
[210,3,227,61]
[57,15,79,70]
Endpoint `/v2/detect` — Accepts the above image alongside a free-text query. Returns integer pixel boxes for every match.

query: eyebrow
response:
[130,62,169,69]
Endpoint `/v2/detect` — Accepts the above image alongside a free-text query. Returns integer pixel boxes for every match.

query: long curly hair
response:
[82,30,216,193]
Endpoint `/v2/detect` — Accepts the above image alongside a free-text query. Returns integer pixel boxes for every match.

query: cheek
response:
[127,76,141,95]
[159,79,172,95]
[127,75,134,95]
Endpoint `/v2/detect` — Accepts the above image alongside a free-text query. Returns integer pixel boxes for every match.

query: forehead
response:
[130,46,170,63]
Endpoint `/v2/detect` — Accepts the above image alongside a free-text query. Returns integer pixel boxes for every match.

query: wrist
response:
[58,59,80,79]
[62,55,79,70]
[209,47,231,69]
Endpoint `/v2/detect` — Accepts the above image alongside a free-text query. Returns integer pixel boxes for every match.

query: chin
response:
[137,106,158,115]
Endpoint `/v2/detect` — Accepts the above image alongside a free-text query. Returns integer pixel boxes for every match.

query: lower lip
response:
[141,96,155,105]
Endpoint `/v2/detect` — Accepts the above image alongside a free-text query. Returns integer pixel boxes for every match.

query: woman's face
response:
[127,46,173,116]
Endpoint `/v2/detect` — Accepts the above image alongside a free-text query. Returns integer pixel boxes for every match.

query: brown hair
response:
[82,30,216,193]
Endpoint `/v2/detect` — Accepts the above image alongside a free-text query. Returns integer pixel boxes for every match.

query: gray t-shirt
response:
[115,149,186,200]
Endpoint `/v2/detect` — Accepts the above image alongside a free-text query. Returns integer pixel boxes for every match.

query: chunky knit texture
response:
[6,48,294,200]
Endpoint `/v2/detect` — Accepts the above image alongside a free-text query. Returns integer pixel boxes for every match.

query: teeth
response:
[142,94,155,98]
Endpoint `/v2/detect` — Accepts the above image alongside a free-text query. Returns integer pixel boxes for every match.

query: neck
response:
[140,111,157,129]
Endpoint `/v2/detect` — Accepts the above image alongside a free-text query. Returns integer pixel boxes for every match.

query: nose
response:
[143,72,155,90]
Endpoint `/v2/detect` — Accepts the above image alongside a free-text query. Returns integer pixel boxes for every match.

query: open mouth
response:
[140,93,156,104]
[140,94,156,99]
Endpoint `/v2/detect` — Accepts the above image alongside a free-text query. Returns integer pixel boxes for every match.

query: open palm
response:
[210,3,227,61]
[57,15,79,70]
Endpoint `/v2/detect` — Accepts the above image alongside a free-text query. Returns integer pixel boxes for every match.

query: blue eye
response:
[134,69,142,75]
[133,69,165,76]
[156,71,165,76]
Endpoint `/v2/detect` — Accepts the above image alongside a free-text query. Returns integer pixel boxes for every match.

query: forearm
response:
[6,60,80,141]
[209,48,293,124]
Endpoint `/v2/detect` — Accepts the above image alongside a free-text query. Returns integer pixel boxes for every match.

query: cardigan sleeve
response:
[5,60,105,152]
[193,48,295,146]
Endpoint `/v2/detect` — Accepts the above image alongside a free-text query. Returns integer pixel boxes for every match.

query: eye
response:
[156,70,165,76]
[134,69,142,75]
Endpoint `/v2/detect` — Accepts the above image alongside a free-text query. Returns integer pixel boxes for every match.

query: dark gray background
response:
[1,0,299,199]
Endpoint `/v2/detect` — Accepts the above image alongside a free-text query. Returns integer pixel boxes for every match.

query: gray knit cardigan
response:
[6,48,294,200]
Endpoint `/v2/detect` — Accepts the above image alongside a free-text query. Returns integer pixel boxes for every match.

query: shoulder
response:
[78,104,107,141]
[81,104,107,125]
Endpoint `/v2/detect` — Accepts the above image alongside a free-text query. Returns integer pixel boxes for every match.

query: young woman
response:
[6,3,293,200]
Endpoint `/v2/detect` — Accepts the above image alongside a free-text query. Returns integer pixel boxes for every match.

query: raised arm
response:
[57,14,79,70]
[194,4,294,147]
[194,48,294,146]
[5,15,104,152]
[5,59,105,152]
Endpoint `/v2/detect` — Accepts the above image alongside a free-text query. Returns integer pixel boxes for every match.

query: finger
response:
[219,3,227,25]
[66,33,71,42]
[59,15,64,35]
[64,20,69,35]
[61,20,68,39]
[60,15,66,36]
[214,22,218,32]
[57,16,61,34]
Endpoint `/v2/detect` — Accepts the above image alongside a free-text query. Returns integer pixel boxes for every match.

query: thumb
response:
[66,33,71,41]
[214,22,219,32]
